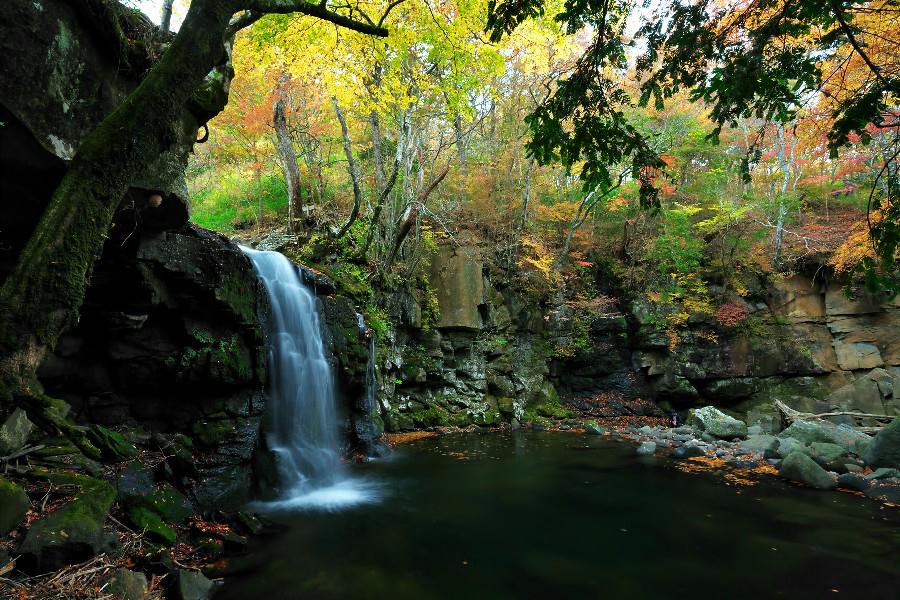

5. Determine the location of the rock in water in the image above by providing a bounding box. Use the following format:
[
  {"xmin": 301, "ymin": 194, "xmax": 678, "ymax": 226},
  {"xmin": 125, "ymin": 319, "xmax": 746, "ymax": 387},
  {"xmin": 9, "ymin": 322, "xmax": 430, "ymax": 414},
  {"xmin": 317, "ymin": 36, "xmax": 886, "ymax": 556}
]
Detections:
[
  {"xmin": 673, "ymin": 444, "xmax": 706, "ymax": 459},
  {"xmin": 688, "ymin": 406, "xmax": 748, "ymax": 439},
  {"xmin": 636, "ymin": 441, "xmax": 657, "ymax": 456},
  {"xmin": 780, "ymin": 420, "xmax": 871, "ymax": 455},
  {"xmin": 0, "ymin": 477, "xmax": 30, "ymax": 535},
  {"xmin": 863, "ymin": 417, "xmax": 900, "ymax": 469},
  {"xmin": 583, "ymin": 421, "xmax": 605, "ymax": 435},
  {"xmin": 779, "ymin": 451, "xmax": 836, "ymax": 490}
]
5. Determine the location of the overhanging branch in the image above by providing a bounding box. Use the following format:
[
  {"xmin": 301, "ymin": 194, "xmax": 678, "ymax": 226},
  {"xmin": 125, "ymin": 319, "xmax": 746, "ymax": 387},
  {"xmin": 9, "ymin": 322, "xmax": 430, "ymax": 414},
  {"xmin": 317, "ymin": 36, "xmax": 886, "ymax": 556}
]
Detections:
[{"xmin": 239, "ymin": 0, "xmax": 390, "ymax": 36}]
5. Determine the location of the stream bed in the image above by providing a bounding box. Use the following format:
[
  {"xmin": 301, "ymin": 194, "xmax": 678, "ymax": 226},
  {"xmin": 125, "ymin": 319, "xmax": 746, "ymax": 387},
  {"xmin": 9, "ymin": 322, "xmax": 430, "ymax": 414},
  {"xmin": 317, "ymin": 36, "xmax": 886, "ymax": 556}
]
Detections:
[{"xmin": 219, "ymin": 432, "xmax": 900, "ymax": 599}]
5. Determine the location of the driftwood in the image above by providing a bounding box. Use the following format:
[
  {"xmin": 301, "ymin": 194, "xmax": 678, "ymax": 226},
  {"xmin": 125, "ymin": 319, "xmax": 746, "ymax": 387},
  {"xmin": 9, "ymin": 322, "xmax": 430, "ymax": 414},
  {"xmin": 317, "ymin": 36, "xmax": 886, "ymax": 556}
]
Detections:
[{"xmin": 774, "ymin": 400, "xmax": 893, "ymax": 435}]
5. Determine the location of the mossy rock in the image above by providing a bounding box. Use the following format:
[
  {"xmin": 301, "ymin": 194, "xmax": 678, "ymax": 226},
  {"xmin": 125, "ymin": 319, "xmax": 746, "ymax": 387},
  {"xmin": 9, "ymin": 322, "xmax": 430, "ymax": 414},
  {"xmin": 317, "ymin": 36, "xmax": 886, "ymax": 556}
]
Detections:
[
  {"xmin": 127, "ymin": 483, "xmax": 192, "ymax": 524},
  {"xmin": 18, "ymin": 472, "xmax": 116, "ymax": 571},
  {"xmin": 127, "ymin": 506, "xmax": 177, "ymax": 545},
  {"xmin": 536, "ymin": 403, "xmax": 572, "ymax": 419},
  {"xmin": 0, "ymin": 477, "xmax": 30, "ymax": 535},
  {"xmin": 87, "ymin": 425, "xmax": 137, "ymax": 460},
  {"xmin": 583, "ymin": 420, "xmax": 605, "ymax": 435},
  {"xmin": 192, "ymin": 417, "xmax": 235, "ymax": 447},
  {"xmin": 409, "ymin": 406, "xmax": 451, "ymax": 427}
]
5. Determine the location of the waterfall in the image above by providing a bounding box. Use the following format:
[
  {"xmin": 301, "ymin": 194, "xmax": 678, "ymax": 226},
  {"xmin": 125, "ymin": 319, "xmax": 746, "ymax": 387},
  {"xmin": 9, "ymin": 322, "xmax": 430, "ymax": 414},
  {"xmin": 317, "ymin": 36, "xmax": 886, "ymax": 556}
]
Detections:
[{"xmin": 242, "ymin": 247, "xmax": 379, "ymax": 510}]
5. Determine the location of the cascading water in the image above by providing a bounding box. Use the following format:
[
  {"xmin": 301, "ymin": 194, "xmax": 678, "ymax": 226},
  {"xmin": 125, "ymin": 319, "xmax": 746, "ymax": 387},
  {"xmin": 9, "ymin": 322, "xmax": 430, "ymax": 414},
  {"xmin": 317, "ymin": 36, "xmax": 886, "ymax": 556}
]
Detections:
[{"xmin": 241, "ymin": 247, "xmax": 379, "ymax": 510}]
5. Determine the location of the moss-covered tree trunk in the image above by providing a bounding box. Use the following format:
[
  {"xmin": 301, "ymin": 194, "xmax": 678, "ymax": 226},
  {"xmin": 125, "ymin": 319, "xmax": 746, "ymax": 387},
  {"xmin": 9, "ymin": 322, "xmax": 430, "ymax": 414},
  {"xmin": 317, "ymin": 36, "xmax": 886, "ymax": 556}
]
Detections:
[{"xmin": 0, "ymin": 0, "xmax": 234, "ymax": 406}]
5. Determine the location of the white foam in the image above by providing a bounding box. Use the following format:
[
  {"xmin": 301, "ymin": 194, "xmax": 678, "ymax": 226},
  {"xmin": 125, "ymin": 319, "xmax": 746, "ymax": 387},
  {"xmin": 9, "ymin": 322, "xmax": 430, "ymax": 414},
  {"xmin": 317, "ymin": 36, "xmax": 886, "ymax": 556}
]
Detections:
[{"xmin": 254, "ymin": 478, "xmax": 383, "ymax": 512}]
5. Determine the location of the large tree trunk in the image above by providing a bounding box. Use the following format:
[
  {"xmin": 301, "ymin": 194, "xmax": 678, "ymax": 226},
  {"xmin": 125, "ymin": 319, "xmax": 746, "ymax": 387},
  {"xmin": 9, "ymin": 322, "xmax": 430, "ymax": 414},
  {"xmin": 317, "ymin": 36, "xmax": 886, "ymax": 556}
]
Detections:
[
  {"xmin": 0, "ymin": 0, "xmax": 234, "ymax": 407},
  {"xmin": 274, "ymin": 92, "xmax": 303, "ymax": 233}
]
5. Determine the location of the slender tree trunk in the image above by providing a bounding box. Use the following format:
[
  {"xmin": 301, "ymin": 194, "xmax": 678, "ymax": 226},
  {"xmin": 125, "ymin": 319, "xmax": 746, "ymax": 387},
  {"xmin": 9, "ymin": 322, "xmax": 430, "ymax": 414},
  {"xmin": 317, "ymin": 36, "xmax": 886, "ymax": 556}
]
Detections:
[
  {"xmin": 333, "ymin": 96, "xmax": 364, "ymax": 238},
  {"xmin": 274, "ymin": 90, "xmax": 303, "ymax": 232},
  {"xmin": 161, "ymin": 0, "xmax": 175, "ymax": 33}
]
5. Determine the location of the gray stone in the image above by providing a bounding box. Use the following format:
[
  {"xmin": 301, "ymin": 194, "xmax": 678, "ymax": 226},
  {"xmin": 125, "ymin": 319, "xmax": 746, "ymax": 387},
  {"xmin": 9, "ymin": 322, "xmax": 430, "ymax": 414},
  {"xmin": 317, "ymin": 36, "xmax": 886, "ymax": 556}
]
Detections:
[
  {"xmin": 780, "ymin": 420, "xmax": 871, "ymax": 455},
  {"xmin": 0, "ymin": 409, "xmax": 34, "ymax": 455},
  {"xmin": 429, "ymin": 247, "xmax": 484, "ymax": 331},
  {"xmin": 688, "ymin": 406, "xmax": 748, "ymax": 439},
  {"xmin": 863, "ymin": 467, "xmax": 900, "ymax": 481},
  {"xmin": 844, "ymin": 463, "xmax": 863, "ymax": 473},
  {"xmin": 837, "ymin": 473, "xmax": 871, "ymax": 492},
  {"xmin": 808, "ymin": 442, "xmax": 848, "ymax": 469},
  {"xmin": 776, "ymin": 437, "xmax": 807, "ymax": 458},
  {"xmin": 779, "ymin": 452, "xmax": 837, "ymax": 490},
  {"xmin": 863, "ymin": 417, "xmax": 900, "ymax": 469},
  {"xmin": 108, "ymin": 568, "xmax": 148, "ymax": 600},
  {"xmin": 636, "ymin": 441, "xmax": 657, "ymax": 456},
  {"xmin": 747, "ymin": 425, "xmax": 764, "ymax": 436},
  {"xmin": 741, "ymin": 434, "xmax": 777, "ymax": 453},
  {"xmin": 673, "ymin": 444, "xmax": 707, "ymax": 459},
  {"xmin": 177, "ymin": 569, "xmax": 214, "ymax": 600}
]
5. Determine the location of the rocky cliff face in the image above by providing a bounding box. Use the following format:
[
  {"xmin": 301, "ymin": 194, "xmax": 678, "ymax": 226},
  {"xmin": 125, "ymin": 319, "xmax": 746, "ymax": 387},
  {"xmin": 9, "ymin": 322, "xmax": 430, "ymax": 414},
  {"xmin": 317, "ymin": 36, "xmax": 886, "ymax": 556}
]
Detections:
[{"xmin": 375, "ymin": 246, "xmax": 900, "ymax": 432}]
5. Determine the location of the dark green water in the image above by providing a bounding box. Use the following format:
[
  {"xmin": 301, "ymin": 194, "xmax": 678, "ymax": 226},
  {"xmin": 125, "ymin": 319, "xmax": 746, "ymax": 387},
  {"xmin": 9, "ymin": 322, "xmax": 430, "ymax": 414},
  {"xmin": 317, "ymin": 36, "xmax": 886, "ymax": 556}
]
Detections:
[{"xmin": 220, "ymin": 432, "xmax": 900, "ymax": 599}]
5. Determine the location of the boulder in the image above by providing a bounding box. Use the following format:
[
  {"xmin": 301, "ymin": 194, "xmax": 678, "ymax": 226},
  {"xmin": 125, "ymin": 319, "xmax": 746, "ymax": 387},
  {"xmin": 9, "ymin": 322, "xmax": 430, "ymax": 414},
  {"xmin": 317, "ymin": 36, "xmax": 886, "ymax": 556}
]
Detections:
[
  {"xmin": 776, "ymin": 437, "xmax": 807, "ymax": 459},
  {"xmin": 863, "ymin": 467, "xmax": 900, "ymax": 481},
  {"xmin": 863, "ymin": 417, "xmax": 900, "ymax": 469},
  {"xmin": 673, "ymin": 444, "xmax": 707, "ymax": 459},
  {"xmin": 808, "ymin": 442, "xmax": 847, "ymax": 470},
  {"xmin": 688, "ymin": 406, "xmax": 748, "ymax": 439},
  {"xmin": 87, "ymin": 425, "xmax": 137, "ymax": 460},
  {"xmin": 779, "ymin": 451, "xmax": 836, "ymax": 490},
  {"xmin": 0, "ymin": 409, "xmax": 33, "ymax": 455},
  {"xmin": 108, "ymin": 568, "xmax": 149, "ymax": 600},
  {"xmin": 583, "ymin": 421, "xmax": 605, "ymax": 435},
  {"xmin": 836, "ymin": 473, "xmax": 871, "ymax": 492},
  {"xmin": 176, "ymin": 569, "xmax": 214, "ymax": 600},
  {"xmin": 0, "ymin": 477, "xmax": 30, "ymax": 535},
  {"xmin": 18, "ymin": 474, "xmax": 116, "ymax": 571},
  {"xmin": 741, "ymin": 434, "xmax": 777, "ymax": 453},
  {"xmin": 825, "ymin": 368, "xmax": 893, "ymax": 415},
  {"xmin": 636, "ymin": 441, "xmax": 657, "ymax": 456},
  {"xmin": 780, "ymin": 420, "xmax": 871, "ymax": 455}
]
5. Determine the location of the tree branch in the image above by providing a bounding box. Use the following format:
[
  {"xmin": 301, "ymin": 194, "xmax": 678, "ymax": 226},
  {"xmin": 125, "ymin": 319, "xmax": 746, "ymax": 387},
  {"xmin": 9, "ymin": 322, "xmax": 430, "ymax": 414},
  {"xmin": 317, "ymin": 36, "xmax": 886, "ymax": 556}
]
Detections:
[
  {"xmin": 239, "ymin": 0, "xmax": 389, "ymax": 36},
  {"xmin": 227, "ymin": 10, "xmax": 263, "ymax": 37}
]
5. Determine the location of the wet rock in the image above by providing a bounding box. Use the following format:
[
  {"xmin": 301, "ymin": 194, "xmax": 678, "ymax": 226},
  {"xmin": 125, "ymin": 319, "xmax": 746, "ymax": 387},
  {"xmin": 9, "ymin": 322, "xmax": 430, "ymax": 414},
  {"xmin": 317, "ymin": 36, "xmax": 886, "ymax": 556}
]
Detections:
[
  {"xmin": 0, "ymin": 477, "xmax": 30, "ymax": 535},
  {"xmin": 837, "ymin": 473, "xmax": 871, "ymax": 493},
  {"xmin": 776, "ymin": 437, "xmax": 807, "ymax": 458},
  {"xmin": 108, "ymin": 568, "xmax": 148, "ymax": 600},
  {"xmin": 863, "ymin": 467, "xmax": 900, "ymax": 481},
  {"xmin": 87, "ymin": 425, "xmax": 137, "ymax": 461},
  {"xmin": 741, "ymin": 434, "xmax": 777, "ymax": 453},
  {"xmin": 0, "ymin": 408, "xmax": 33, "ymax": 455},
  {"xmin": 176, "ymin": 569, "xmax": 214, "ymax": 600},
  {"xmin": 18, "ymin": 473, "xmax": 116, "ymax": 571},
  {"xmin": 636, "ymin": 441, "xmax": 657, "ymax": 456},
  {"xmin": 583, "ymin": 421, "xmax": 605, "ymax": 435},
  {"xmin": 779, "ymin": 451, "xmax": 837, "ymax": 490},
  {"xmin": 673, "ymin": 444, "xmax": 707, "ymax": 459},
  {"xmin": 780, "ymin": 420, "xmax": 871, "ymax": 455},
  {"xmin": 808, "ymin": 442, "xmax": 848, "ymax": 470},
  {"xmin": 863, "ymin": 417, "xmax": 900, "ymax": 469},
  {"xmin": 688, "ymin": 406, "xmax": 748, "ymax": 440}
]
